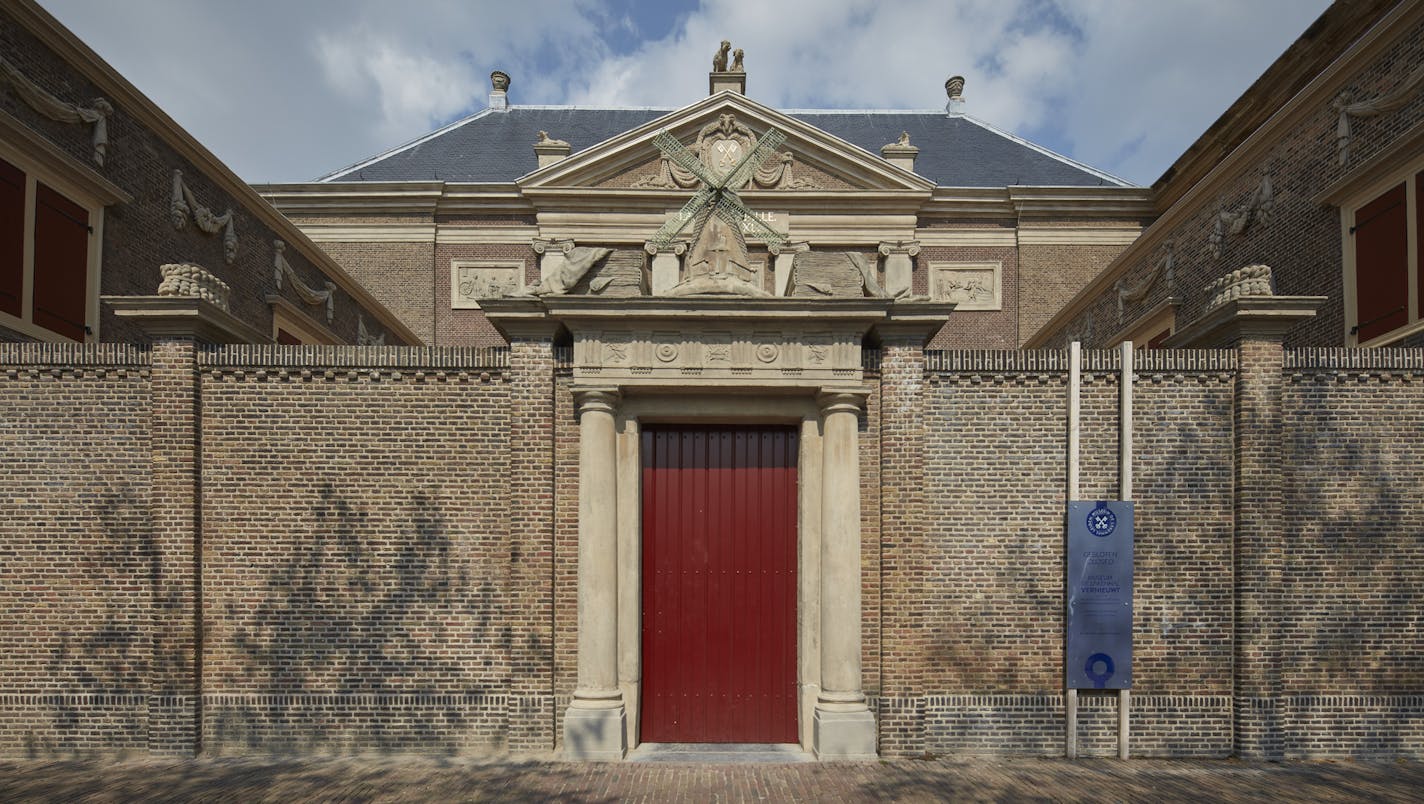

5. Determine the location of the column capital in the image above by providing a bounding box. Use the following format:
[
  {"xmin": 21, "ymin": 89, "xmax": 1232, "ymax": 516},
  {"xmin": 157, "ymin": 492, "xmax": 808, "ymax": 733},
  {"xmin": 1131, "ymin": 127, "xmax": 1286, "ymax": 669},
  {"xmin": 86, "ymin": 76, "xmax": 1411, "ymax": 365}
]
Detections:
[
  {"xmin": 573, "ymin": 386, "xmax": 621, "ymax": 414},
  {"xmin": 878, "ymin": 239, "xmax": 921, "ymax": 257},
  {"xmin": 768, "ymin": 239, "xmax": 810, "ymax": 257},
  {"xmin": 531, "ymin": 236, "xmax": 575, "ymax": 255},
  {"xmin": 643, "ymin": 240, "xmax": 687, "ymax": 256},
  {"xmin": 817, "ymin": 388, "xmax": 867, "ymax": 415}
]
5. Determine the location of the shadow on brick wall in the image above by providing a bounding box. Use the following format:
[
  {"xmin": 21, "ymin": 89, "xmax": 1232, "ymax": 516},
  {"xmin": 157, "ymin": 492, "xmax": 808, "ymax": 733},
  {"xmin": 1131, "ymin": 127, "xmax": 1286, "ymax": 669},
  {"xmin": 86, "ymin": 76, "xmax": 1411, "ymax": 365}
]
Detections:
[
  {"xmin": 28, "ymin": 487, "xmax": 151, "ymax": 758},
  {"xmin": 207, "ymin": 484, "xmax": 514, "ymax": 754}
]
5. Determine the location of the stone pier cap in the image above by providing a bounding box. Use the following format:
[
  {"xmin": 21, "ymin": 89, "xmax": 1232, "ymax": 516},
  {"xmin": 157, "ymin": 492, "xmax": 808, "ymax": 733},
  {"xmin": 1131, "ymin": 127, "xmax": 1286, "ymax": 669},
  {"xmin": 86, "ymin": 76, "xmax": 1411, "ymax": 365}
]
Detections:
[{"xmin": 484, "ymin": 296, "xmax": 952, "ymax": 390}]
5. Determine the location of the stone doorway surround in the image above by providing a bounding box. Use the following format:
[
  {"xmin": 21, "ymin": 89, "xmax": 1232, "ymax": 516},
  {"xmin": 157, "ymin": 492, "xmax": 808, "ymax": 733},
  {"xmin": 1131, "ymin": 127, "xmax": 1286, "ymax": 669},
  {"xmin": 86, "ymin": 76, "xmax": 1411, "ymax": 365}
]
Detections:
[{"xmin": 485, "ymin": 296, "xmax": 949, "ymax": 761}]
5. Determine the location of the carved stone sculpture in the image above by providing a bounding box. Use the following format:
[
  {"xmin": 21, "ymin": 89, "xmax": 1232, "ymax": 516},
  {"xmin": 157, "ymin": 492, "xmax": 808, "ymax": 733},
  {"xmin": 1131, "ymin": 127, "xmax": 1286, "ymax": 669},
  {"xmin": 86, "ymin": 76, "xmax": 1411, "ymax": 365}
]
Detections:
[
  {"xmin": 632, "ymin": 113, "xmax": 818, "ymax": 190},
  {"xmin": 1115, "ymin": 241, "xmax": 1174, "ymax": 321},
  {"xmin": 1334, "ymin": 64, "xmax": 1424, "ymax": 165},
  {"xmin": 731, "ymin": 49, "xmax": 745, "ymax": 73},
  {"xmin": 945, "ymin": 76, "xmax": 965, "ymax": 98},
  {"xmin": 357, "ymin": 315, "xmax": 386, "ymax": 346},
  {"xmin": 667, "ymin": 214, "xmax": 770, "ymax": 297},
  {"xmin": 0, "ymin": 54, "xmax": 113, "ymax": 166},
  {"xmin": 516, "ymin": 246, "xmax": 613, "ymax": 296},
  {"xmin": 273, "ymin": 239, "xmax": 337, "ymax": 323},
  {"xmin": 491, "ymin": 70, "xmax": 511, "ymax": 92},
  {"xmin": 157, "ymin": 263, "xmax": 231, "ymax": 312},
  {"xmin": 713, "ymin": 41, "xmax": 731, "ymax": 72},
  {"xmin": 1208, "ymin": 175, "xmax": 1273, "ymax": 260},
  {"xmin": 1204, "ymin": 264, "xmax": 1274, "ymax": 312},
  {"xmin": 790, "ymin": 252, "xmax": 889, "ymax": 298},
  {"xmin": 171, "ymin": 169, "xmax": 238, "ymax": 264}
]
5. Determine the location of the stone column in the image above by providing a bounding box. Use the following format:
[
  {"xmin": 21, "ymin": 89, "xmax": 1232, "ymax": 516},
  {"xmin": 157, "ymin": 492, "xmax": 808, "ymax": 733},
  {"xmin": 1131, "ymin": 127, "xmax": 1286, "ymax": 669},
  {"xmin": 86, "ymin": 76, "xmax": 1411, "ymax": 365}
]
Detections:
[
  {"xmin": 814, "ymin": 389, "xmax": 877, "ymax": 759},
  {"xmin": 644, "ymin": 241, "xmax": 685, "ymax": 295},
  {"xmin": 563, "ymin": 387, "xmax": 627, "ymax": 760},
  {"xmin": 533, "ymin": 237, "xmax": 575, "ymax": 282},
  {"xmin": 771, "ymin": 241, "xmax": 810, "ymax": 297},
  {"xmin": 879, "ymin": 241, "xmax": 921, "ymax": 299}
]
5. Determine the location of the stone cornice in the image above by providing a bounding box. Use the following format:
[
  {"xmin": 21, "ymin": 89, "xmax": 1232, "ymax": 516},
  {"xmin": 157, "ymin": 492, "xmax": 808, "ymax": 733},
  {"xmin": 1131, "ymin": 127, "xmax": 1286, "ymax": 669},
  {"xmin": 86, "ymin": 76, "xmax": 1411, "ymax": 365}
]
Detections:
[
  {"xmin": 103, "ymin": 295, "xmax": 273, "ymax": 345},
  {"xmin": 1162, "ymin": 295, "xmax": 1327, "ymax": 348}
]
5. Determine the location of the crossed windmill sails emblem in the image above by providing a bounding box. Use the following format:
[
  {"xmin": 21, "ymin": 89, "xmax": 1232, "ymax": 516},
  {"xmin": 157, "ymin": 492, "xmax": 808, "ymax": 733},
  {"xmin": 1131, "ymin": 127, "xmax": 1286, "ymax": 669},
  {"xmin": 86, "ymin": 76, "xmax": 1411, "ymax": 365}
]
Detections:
[{"xmin": 647, "ymin": 127, "xmax": 788, "ymax": 251}]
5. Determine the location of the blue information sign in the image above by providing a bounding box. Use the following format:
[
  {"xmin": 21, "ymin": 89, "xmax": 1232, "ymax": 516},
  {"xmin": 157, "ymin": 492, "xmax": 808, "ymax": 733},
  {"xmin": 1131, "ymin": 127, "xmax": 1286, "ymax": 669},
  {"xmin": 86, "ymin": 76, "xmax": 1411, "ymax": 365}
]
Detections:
[{"xmin": 1066, "ymin": 500, "xmax": 1134, "ymax": 689}]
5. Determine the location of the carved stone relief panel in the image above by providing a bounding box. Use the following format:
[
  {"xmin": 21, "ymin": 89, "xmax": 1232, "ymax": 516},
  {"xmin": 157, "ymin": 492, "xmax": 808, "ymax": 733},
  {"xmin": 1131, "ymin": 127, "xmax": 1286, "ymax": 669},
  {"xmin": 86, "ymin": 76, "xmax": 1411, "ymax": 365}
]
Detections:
[
  {"xmin": 929, "ymin": 261, "xmax": 1001, "ymax": 311},
  {"xmin": 452, "ymin": 261, "xmax": 523, "ymax": 309},
  {"xmin": 572, "ymin": 325, "xmax": 862, "ymax": 384},
  {"xmin": 570, "ymin": 249, "xmax": 647, "ymax": 297}
]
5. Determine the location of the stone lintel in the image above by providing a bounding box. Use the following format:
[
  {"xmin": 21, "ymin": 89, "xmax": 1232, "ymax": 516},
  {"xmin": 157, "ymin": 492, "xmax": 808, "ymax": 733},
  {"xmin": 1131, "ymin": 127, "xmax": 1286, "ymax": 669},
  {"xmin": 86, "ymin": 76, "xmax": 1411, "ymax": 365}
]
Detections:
[
  {"xmin": 1163, "ymin": 296, "xmax": 1326, "ymax": 348},
  {"xmin": 104, "ymin": 296, "xmax": 271, "ymax": 344}
]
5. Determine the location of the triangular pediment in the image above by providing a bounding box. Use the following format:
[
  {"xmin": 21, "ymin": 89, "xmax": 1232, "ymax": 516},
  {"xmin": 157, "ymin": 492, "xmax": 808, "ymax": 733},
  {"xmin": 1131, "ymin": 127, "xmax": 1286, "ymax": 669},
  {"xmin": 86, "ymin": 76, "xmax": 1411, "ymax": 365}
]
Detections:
[{"xmin": 518, "ymin": 93, "xmax": 935, "ymax": 194}]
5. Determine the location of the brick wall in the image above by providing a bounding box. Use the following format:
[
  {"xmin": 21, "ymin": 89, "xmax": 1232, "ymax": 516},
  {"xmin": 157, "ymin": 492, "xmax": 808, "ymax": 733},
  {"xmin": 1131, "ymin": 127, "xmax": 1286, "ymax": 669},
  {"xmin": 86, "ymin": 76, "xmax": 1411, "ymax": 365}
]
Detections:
[
  {"xmin": 1280, "ymin": 348, "xmax": 1424, "ymax": 758},
  {"xmin": 1, "ymin": 340, "xmax": 1422, "ymax": 759},
  {"xmin": 196, "ymin": 346, "xmax": 513, "ymax": 754},
  {"xmin": 0, "ymin": 344, "xmax": 151, "ymax": 757}
]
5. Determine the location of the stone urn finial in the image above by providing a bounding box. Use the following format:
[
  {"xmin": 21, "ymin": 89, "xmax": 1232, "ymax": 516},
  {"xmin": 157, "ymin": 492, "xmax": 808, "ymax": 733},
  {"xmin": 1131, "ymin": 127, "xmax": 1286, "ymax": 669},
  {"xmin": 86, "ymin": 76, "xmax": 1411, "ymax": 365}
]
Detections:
[
  {"xmin": 945, "ymin": 75, "xmax": 965, "ymax": 98},
  {"xmin": 491, "ymin": 70, "xmax": 511, "ymax": 92}
]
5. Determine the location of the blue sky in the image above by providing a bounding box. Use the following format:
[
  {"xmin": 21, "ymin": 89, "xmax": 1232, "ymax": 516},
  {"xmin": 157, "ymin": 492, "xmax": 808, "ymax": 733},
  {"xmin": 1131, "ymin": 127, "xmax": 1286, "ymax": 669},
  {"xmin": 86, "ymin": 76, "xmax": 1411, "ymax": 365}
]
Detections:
[{"xmin": 37, "ymin": 0, "xmax": 1332, "ymax": 186}]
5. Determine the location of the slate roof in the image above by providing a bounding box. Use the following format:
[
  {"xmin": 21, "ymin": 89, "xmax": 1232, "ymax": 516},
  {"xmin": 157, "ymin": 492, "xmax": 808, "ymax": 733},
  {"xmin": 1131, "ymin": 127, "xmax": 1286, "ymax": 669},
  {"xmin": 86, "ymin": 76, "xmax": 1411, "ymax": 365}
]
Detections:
[{"xmin": 319, "ymin": 106, "xmax": 1130, "ymax": 188}]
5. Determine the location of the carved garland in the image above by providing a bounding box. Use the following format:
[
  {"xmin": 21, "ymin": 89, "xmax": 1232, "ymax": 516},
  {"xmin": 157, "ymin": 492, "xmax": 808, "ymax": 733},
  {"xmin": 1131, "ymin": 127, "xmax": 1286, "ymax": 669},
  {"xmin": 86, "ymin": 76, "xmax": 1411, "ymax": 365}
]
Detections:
[
  {"xmin": 1207, "ymin": 174, "xmax": 1272, "ymax": 260},
  {"xmin": 1115, "ymin": 241, "xmax": 1174, "ymax": 321},
  {"xmin": 170, "ymin": 169, "xmax": 238, "ymax": 263},
  {"xmin": 357, "ymin": 315, "xmax": 386, "ymax": 346},
  {"xmin": 632, "ymin": 115, "xmax": 818, "ymax": 190},
  {"xmin": 0, "ymin": 54, "xmax": 112, "ymax": 166},
  {"xmin": 1334, "ymin": 63, "xmax": 1424, "ymax": 166},
  {"xmin": 273, "ymin": 239, "xmax": 336, "ymax": 323}
]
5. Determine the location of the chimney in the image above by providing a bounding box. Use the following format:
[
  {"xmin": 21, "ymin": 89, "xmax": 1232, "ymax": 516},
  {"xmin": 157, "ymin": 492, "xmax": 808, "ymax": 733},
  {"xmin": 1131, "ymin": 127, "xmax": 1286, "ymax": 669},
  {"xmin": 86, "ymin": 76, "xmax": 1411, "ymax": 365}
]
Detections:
[
  {"xmin": 880, "ymin": 132, "xmax": 919, "ymax": 173},
  {"xmin": 533, "ymin": 131, "xmax": 571, "ymax": 168},
  {"xmin": 489, "ymin": 70, "xmax": 511, "ymax": 111},
  {"xmin": 708, "ymin": 40, "xmax": 746, "ymax": 95},
  {"xmin": 945, "ymin": 75, "xmax": 965, "ymax": 116}
]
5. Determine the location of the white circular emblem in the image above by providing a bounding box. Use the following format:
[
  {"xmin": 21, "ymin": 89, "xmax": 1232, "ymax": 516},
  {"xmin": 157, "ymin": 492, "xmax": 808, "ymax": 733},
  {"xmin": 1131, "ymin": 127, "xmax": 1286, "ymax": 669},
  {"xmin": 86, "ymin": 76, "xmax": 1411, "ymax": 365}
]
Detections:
[
  {"xmin": 655, "ymin": 343, "xmax": 679, "ymax": 363},
  {"xmin": 756, "ymin": 344, "xmax": 779, "ymax": 363}
]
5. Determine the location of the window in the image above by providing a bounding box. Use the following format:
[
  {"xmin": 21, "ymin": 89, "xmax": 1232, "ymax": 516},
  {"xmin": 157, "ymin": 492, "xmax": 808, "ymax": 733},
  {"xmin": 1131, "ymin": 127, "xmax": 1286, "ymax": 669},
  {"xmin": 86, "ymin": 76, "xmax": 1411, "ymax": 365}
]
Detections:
[
  {"xmin": 1344, "ymin": 155, "xmax": 1422, "ymax": 346},
  {"xmin": 0, "ymin": 150, "xmax": 101, "ymax": 343}
]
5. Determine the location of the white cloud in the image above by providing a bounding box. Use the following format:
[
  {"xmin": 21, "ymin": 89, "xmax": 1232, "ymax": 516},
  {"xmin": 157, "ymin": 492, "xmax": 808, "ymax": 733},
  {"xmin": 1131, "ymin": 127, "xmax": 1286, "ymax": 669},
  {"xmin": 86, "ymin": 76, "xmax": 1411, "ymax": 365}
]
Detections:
[{"xmin": 34, "ymin": 0, "xmax": 1331, "ymax": 185}]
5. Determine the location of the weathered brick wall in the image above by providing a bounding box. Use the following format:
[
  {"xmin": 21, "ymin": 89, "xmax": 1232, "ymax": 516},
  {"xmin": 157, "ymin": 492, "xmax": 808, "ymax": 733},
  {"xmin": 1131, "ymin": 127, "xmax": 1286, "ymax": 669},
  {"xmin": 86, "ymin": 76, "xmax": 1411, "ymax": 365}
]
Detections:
[
  {"xmin": 910, "ymin": 350, "xmax": 1237, "ymax": 757},
  {"xmin": 314, "ymin": 239, "xmax": 435, "ymax": 345},
  {"xmin": 1018, "ymin": 241, "xmax": 1136, "ymax": 347},
  {"xmin": 0, "ymin": 6, "xmax": 405, "ymax": 346},
  {"xmin": 1280, "ymin": 348, "xmax": 1424, "ymax": 758},
  {"xmin": 197, "ymin": 346, "xmax": 514, "ymax": 754},
  {"xmin": 2, "ymin": 340, "xmax": 1422, "ymax": 761},
  {"xmin": 1039, "ymin": 8, "xmax": 1424, "ymax": 349},
  {"xmin": 0, "ymin": 344, "xmax": 152, "ymax": 757},
  {"xmin": 920, "ymin": 245, "xmax": 1019, "ymax": 350}
]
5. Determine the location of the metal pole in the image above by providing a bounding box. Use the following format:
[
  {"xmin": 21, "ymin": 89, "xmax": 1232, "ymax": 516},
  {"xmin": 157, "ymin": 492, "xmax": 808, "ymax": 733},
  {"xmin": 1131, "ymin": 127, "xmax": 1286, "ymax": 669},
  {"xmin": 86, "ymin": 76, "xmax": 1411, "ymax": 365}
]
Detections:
[
  {"xmin": 1119, "ymin": 340, "xmax": 1133, "ymax": 760},
  {"xmin": 1066, "ymin": 341, "xmax": 1081, "ymax": 759}
]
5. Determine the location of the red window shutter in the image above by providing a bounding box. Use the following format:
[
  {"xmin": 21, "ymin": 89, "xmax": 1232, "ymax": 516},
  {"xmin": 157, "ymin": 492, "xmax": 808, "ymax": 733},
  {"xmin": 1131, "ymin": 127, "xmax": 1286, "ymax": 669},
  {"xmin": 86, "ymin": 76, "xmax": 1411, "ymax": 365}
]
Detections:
[
  {"xmin": 1417, "ymin": 171, "xmax": 1423, "ymax": 321},
  {"xmin": 276, "ymin": 328, "xmax": 302, "ymax": 345},
  {"xmin": 31, "ymin": 182, "xmax": 89, "ymax": 341},
  {"xmin": 1353, "ymin": 183, "xmax": 1408, "ymax": 342},
  {"xmin": 0, "ymin": 158, "xmax": 23, "ymax": 318}
]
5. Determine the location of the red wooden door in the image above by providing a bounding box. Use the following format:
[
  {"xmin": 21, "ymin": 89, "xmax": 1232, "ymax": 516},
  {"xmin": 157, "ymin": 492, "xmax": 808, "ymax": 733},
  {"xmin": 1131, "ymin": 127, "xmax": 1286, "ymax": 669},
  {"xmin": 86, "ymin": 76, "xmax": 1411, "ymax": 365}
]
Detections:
[{"xmin": 641, "ymin": 426, "xmax": 798, "ymax": 743}]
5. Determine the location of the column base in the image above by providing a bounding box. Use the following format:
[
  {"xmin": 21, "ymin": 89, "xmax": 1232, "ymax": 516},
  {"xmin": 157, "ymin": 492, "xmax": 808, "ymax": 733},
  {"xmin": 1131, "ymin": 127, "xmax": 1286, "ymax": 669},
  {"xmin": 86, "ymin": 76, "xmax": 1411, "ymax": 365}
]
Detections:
[
  {"xmin": 813, "ymin": 706, "xmax": 877, "ymax": 760},
  {"xmin": 562, "ymin": 705, "xmax": 628, "ymax": 761}
]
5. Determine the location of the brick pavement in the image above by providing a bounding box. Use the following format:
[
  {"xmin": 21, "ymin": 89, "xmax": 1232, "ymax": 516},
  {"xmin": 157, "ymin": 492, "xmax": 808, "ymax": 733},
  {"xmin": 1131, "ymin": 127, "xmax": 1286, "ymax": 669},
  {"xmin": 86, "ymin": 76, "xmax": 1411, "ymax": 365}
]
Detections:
[{"xmin": 1, "ymin": 755, "xmax": 1422, "ymax": 803}]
